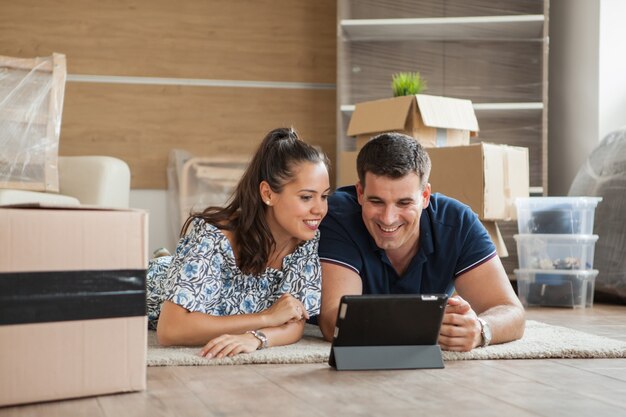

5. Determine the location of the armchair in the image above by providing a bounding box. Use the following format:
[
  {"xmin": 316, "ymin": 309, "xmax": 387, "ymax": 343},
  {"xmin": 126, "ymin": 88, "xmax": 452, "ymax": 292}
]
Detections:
[{"xmin": 0, "ymin": 156, "xmax": 131, "ymax": 208}]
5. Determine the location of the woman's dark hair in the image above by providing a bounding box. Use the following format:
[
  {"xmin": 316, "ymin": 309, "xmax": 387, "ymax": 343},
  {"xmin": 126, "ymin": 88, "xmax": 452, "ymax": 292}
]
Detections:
[
  {"xmin": 181, "ymin": 127, "xmax": 328, "ymax": 275},
  {"xmin": 357, "ymin": 132, "xmax": 431, "ymax": 189}
]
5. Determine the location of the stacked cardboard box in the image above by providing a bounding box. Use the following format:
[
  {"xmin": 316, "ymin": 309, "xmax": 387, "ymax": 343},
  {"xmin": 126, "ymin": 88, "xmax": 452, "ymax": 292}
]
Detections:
[
  {"xmin": 0, "ymin": 205, "xmax": 149, "ymax": 406},
  {"xmin": 340, "ymin": 94, "xmax": 530, "ymax": 256}
]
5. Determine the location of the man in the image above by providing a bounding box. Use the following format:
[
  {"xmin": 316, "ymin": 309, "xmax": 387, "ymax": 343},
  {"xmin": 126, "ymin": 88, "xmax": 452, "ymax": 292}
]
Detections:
[{"xmin": 318, "ymin": 133, "xmax": 524, "ymax": 351}]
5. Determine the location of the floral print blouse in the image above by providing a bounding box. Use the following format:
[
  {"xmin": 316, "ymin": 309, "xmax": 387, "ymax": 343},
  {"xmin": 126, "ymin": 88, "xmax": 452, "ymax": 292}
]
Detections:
[{"xmin": 146, "ymin": 219, "xmax": 322, "ymax": 329}]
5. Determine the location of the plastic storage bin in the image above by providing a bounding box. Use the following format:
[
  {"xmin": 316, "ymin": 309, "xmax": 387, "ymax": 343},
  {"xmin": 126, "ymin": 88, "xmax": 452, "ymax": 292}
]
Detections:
[
  {"xmin": 514, "ymin": 234, "xmax": 598, "ymax": 270},
  {"xmin": 515, "ymin": 197, "xmax": 602, "ymax": 234},
  {"xmin": 514, "ymin": 269, "xmax": 599, "ymax": 308}
]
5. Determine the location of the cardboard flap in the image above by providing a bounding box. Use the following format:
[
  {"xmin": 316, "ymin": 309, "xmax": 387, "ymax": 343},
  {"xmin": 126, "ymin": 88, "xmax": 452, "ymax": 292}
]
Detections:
[
  {"xmin": 481, "ymin": 220, "xmax": 508, "ymax": 258},
  {"xmin": 416, "ymin": 94, "xmax": 479, "ymax": 133},
  {"xmin": 482, "ymin": 144, "xmax": 507, "ymax": 219},
  {"xmin": 347, "ymin": 96, "xmax": 414, "ymax": 136},
  {"xmin": 502, "ymin": 144, "xmax": 530, "ymax": 219},
  {"xmin": 482, "ymin": 143, "xmax": 529, "ymax": 220}
]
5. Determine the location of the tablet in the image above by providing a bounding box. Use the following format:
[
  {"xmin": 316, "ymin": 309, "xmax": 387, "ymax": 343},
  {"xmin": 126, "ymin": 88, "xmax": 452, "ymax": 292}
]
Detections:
[{"xmin": 328, "ymin": 294, "xmax": 448, "ymax": 368}]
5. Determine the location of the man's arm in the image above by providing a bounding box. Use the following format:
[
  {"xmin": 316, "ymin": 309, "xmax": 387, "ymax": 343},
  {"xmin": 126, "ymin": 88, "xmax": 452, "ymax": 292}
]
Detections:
[
  {"xmin": 318, "ymin": 261, "xmax": 363, "ymax": 341},
  {"xmin": 439, "ymin": 256, "xmax": 525, "ymax": 351}
]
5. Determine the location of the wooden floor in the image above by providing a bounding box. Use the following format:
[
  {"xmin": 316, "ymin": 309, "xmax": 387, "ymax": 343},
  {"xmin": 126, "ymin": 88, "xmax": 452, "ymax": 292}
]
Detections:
[{"xmin": 2, "ymin": 304, "xmax": 626, "ymax": 417}]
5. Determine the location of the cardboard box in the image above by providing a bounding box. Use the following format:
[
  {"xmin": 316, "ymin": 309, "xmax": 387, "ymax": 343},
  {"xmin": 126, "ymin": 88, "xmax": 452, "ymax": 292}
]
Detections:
[
  {"xmin": 0, "ymin": 205, "xmax": 148, "ymax": 272},
  {"xmin": 0, "ymin": 317, "xmax": 147, "ymax": 406},
  {"xmin": 428, "ymin": 143, "xmax": 529, "ymax": 221},
  {"xmin": 347, "ymin": 94, "xmax": 479, "ymax": 149},
  {"xmin": 0, "ymin": 206, "xmax": 148, "ymax": 406}
]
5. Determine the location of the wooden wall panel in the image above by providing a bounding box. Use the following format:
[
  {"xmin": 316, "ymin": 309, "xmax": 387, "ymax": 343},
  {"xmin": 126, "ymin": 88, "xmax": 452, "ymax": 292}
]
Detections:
[
  {"xmin": 60, "ymin": 83, "xmax": 336, "ymax": 189},
  {"xmin": 1, "ymin": 1, "xmax": 337, "ymax": 189},
  {"xmin": 0, "ymin": 0, "xmax": 336, "ymax": 83}
]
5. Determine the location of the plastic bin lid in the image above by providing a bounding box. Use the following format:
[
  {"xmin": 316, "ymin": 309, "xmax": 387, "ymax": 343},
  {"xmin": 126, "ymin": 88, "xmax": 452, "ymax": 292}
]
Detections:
[
  {"xmin": 515, "ymin": 196, "xmax": 602, "ymax": 208},
  {"xmin": 514, "ymin": 269, "xmax": 599, "ymax": 278},
  {"xmin": 513, "ymin": 234, "xmax": 599, "ymax": 242}
]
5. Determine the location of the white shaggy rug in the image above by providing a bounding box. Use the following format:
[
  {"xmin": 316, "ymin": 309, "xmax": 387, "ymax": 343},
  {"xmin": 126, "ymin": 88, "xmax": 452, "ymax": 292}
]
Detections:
[{"xmin": 146, "ymin": 320, "xmax": 626, "ymax": 366}]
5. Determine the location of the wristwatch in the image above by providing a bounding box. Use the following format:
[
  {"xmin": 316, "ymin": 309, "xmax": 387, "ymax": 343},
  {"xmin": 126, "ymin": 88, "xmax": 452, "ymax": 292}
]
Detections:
[
  {"xmin": 477, "ymin": 318, "xmax": 492, "ymax": 348},
  {"xmin": 246, "ymin": 330, "xmax": 268, "ymax": 350}
]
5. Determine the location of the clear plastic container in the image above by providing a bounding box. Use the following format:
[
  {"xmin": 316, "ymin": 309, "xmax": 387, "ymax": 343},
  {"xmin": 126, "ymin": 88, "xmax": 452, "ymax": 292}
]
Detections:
[
  {"xmin": 514, "ymin": 269, "xmax": 599, "ymax": 308},
  {"xmin": 515, "ymin": 197, "xmax": 602, "ymax": 234},
  {"xmin": 514, "ymin": 234, "xmax": 599, "ymax": 270}
]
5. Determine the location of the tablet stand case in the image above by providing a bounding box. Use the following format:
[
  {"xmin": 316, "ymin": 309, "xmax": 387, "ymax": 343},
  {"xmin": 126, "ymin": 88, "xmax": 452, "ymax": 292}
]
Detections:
[
  {"xmin": 332, "ymin": 344, "xmax": 444, "ymax": 370},
  {"xmin": 329, "ymin": 294, "xmax": 448, "ymax": 371}
]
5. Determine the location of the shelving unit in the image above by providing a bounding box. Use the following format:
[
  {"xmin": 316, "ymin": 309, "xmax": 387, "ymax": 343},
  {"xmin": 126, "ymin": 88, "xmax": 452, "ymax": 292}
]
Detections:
[
  {"xmin": 336, "ymin": 0, "xmax": 550, "ymax": 277},
  {"xmin": 341, "ymin": 15, "xmax": 545, "ymax": 41}
]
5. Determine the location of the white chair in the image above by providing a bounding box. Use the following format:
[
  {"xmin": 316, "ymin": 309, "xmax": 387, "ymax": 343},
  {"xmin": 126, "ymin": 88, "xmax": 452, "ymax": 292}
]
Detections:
[{"xmin": 0, "ymin": 156, "xmax": 131, "ymax": 208}]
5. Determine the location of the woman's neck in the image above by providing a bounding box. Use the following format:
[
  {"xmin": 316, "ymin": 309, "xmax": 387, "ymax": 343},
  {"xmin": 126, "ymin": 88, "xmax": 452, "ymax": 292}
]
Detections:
[{"xmin": 267, "ymin": 235, "xmax": 300, "ymax": 270}]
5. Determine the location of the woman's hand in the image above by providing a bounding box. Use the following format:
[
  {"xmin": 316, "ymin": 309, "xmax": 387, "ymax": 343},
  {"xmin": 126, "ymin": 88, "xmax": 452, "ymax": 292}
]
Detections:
[
  {"xmin": 260, "ymin": 293, "xmax": 308, "ymax": 327},
  {"xmin": 199, "ymin": 333, "xmax": 261, "ymax": 359}
]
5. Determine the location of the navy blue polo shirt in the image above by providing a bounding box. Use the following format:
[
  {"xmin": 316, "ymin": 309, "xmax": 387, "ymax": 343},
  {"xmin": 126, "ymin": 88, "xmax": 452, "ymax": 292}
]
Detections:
[{"xmin": 318, "ymin": 186, "xmax": 496, "ymax": 295}]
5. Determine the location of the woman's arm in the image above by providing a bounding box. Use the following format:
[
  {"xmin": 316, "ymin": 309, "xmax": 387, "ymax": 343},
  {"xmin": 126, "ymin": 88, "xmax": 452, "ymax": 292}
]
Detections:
[
  {"xmin": 156, "ymin": 293, "xmax": 307, "ymax": 346},
  {"xmin": 199, "ymin": 319, "xmax": 305, "ymax": 358}
]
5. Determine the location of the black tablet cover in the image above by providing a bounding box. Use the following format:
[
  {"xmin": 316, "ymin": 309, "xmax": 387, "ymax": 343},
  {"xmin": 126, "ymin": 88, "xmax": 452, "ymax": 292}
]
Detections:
[{"xmin": 329, "ymin": 294, "xmax": 448, "ymax": 368}]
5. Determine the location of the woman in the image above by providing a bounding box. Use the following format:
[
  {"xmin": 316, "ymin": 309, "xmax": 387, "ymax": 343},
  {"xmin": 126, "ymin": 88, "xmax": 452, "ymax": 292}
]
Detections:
[{"xmin": 146, "ymin": 127, "xmax": 330, "ymax": 359}]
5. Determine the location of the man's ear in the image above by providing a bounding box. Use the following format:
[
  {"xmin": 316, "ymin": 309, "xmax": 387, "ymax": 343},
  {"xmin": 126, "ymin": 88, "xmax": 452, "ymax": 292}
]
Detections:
[
  {"xmin": 356, "ymin": 180, "xmax": 365, "ymax": 206},
  {"xmin": 259, "ymin": 181, "xmax": 273, "ymax": 206},
  {"xmin": 422, "ymin": 183, "xmax": 432, "ymax": 209}
]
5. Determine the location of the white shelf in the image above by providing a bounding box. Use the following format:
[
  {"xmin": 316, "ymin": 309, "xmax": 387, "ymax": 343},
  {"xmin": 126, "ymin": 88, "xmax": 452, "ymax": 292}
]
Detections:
[
  {"xmin": 341, "ymin": 102, "xmax": 543, "ymax": 114},
  {"xmin": 341, "ymin": 15, "xmax": 545, "ymax": 42}
]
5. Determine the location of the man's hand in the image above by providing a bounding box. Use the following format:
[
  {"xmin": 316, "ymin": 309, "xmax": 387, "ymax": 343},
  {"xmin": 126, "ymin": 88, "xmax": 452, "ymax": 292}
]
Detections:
[{"xmin": 438, "ymin": 295, "xmax": 482, "ymax": 352}]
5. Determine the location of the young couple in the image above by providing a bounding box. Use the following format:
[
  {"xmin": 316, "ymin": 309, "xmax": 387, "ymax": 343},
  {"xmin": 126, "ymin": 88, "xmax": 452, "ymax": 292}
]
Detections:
[{"xmin": 147, "ymin": 128, "xmax": 524, "ymax": 358}]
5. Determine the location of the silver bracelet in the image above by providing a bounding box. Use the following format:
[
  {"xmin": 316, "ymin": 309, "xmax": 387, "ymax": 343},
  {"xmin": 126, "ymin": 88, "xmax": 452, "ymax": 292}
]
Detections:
[{"xmin": 246, "ymin": 330, "xmax": 268, "ymax": 350}]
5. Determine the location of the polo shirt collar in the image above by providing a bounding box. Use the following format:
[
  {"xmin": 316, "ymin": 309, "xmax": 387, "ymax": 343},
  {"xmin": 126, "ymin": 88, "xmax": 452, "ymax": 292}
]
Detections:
[{"xmin": 419, "ymin": 207, "xmax": 435, "ymax": 256}]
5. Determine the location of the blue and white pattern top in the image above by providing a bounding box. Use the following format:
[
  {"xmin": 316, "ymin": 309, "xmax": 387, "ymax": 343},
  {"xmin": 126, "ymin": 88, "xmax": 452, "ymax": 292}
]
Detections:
[{"xmin": 146, "ymin": 218, "xmax": 322, "ymax": 330}]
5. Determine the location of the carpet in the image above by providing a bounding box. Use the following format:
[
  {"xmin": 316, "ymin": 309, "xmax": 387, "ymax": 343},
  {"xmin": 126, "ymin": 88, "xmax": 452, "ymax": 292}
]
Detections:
[{"xmin": 146, "ymin": 320, "xmax": 626, "ymax": 366}]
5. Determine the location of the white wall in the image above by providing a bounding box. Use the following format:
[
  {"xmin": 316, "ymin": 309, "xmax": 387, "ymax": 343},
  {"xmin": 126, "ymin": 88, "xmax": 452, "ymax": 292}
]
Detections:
[
  {"xmin": 549, "ymin": 0, "xmax": 626, "ymax": 195},
  {"xmin": 130, "ymin": 190, "xmax": 178, "ymax": 255},
  {"xmin": 548, "ymin": 0, "xmax": 600, "ymax": 196},
  {"xmin": 599, "ymin": 0, "xmax": 626, "ymax": 140}
]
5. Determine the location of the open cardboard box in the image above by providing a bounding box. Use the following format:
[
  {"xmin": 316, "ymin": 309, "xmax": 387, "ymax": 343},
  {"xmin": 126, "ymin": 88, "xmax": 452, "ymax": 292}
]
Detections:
[
  {"xmin": 347, "ymin": 94, "xmax": 479, "ymax": 149},
  {"xmin": 0, "ymin": 205, "xmax": 149, "ymax": 406}
]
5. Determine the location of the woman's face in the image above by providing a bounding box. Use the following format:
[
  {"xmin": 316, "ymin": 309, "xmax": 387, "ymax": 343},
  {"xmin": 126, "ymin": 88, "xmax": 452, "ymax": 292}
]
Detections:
[{"xmin": 263, "ymin": 161, "xmax": 330, "ymax": 243}]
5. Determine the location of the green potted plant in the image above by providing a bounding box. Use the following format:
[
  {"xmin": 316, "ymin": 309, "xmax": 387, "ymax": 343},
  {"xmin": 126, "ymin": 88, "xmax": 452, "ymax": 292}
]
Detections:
[{"xmin": 391, "ymin": 72, "xmax": 426, "ymax": 97}]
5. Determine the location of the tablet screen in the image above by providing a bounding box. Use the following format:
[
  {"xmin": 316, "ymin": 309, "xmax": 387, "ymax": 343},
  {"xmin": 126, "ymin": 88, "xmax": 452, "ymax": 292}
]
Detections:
[{"xmin": 332, "ymin": 294, "xmax": 448, "ymax": 347}]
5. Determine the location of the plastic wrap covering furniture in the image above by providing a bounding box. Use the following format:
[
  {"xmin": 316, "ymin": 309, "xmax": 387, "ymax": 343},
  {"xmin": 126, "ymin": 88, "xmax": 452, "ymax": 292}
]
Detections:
[
  {"xmin": 0, "ymin": 156, "xmax": 131, "ymax": 208},
  {"xmin": 0, "ymin": 53, "xmax": 66, "ymax": 192},
  {"xmin": 569, "ymin": 128, "xmax": 626, "ymax": 303},
  {"xmin": 167, "ymin": 149, "xmax": 248, "ymax": 238}
]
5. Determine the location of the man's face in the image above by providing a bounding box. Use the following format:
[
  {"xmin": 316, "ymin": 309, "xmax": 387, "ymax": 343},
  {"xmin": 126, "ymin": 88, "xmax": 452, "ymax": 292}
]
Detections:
[{"xmin": 357, "ymin": 172, "xmax": 431, "ymax": 256}]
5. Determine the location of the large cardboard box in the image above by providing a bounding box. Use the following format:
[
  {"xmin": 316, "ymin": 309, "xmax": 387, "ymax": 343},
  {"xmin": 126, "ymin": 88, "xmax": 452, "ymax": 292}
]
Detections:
[
  {"xmin": 0, "ymin": 206, "xmax": 148, "ymax": 406},
  {"xmin": 347, "ymin": 94, "xmax": 479, "ymax": 149},
  {"xmin": 428, "ymin": 143, "xmax": 529, "ymax": 221}
]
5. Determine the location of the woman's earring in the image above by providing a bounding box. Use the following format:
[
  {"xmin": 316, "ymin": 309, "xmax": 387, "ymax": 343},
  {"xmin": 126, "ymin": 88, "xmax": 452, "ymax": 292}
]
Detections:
[{"xmin": 265, "ymin": 200, "xmax": 271, "ymax": 206}]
